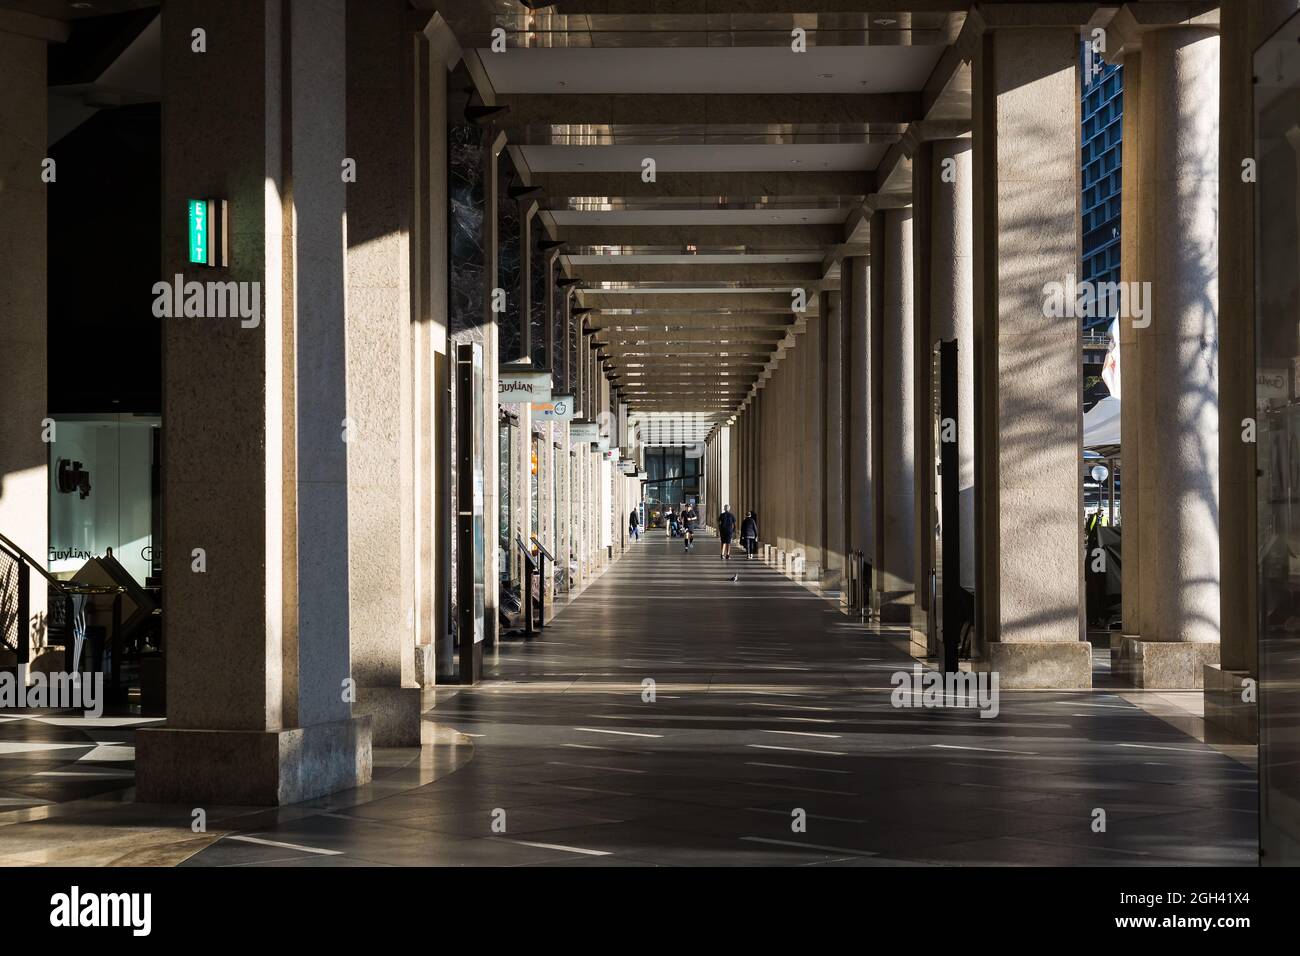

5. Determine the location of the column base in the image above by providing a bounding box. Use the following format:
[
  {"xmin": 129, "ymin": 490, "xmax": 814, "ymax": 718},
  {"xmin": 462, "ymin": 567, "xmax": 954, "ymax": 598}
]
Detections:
[
  {"xmin": 1202, "ymin": 665, "xmax": 1257, "ymax": 742},
  {"xmin": 354, "ymin": 683, "xmax": 423, "ymax": 747},
  {"xmin": 135, "ymin": 715, "xmax": 372, "ymax": 806},
  {"xmin": 976, "ymin": 641, "xmax": 1092, "ymax": 688},
  {"xmin": 1115, "ymin": 636, "xmax": 1219, "ymax": 689},
  {"xmin": 878, "ymin": 590, "xmax": 914, "ymax": 624},
  {"xmin": 460, "ymin": 640, "xmax": 482, "ymax": 684},
  {"xmin": 909, "ymin": 605, "xmax": 930, "ymax": 658},
  {"xmin": 414, "ymin": 643, "xmax": 436, "ymax": 686}
]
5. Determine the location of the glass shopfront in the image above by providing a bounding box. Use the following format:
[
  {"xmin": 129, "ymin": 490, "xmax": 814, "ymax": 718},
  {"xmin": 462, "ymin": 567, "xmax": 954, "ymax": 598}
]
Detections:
[
  {"xmin": 47, "ymin": 413, "xmax": 160, "ymax": 589},
  {"xmin": 1255, "ymin": 10, "xmax": 1300, "ymax": 863},
  {"xmin": 642, "ymin": 446, "xmax": 701, "ymax": 526}
]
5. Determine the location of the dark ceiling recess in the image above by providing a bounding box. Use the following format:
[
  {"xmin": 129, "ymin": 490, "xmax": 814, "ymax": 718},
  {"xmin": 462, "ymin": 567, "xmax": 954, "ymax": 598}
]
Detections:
[
  {"xmin": 48, "ymin": 8, "xmax": 155, "ymax": 84},
  {"xmin": 47, "ymin": 103, "xmax": 161, "ymax": 415}
]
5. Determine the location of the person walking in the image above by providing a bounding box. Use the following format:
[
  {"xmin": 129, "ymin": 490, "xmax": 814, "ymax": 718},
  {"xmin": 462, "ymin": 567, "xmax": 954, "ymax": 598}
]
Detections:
[
  {"xmin": 717, "ymin": 504, "xmax": 737, "ymax": 560},
  {"xmin": 681, "ymin": 502, "xmax": 698, "ymax": 552},
  {"xmin": 629, "ymin": 507, "xmax": 641, "ymax": 541},
  {"xmin": 741, "ymin": 510, "xmax": 758, "ymax": 559}
]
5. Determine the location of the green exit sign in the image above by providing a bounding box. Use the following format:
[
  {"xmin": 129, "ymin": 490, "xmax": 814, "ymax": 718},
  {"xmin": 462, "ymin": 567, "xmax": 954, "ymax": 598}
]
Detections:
[{"xmin": 187, "ymin": 198, "xmax": 227, "ymax": 267}]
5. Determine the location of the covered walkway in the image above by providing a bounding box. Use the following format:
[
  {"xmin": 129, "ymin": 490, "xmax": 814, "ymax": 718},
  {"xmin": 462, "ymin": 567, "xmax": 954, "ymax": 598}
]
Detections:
[{"xmin": 169, "ymin": 533, "xmax": 1254, "ymax": 867}]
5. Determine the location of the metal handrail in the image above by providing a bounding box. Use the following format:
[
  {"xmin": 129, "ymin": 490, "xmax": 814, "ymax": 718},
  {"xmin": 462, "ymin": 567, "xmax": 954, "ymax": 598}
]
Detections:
[
  {"xmin": 0, "ymin": 531, "xmax": 124, "ymax": 597},
  {"xmin": 528, "ymin": 536, "xmax": 553, "ymax": 633},
  {"xmin": 530, "ymin": 536, "xmax": 555, "ymax": 563},
  {"xmin": 515, "ymin": 535, "xmax": 540, "ymax": 637},
  {"xmin": 2, "ymin": 530, "xmax": 131, "ymax": 695}
]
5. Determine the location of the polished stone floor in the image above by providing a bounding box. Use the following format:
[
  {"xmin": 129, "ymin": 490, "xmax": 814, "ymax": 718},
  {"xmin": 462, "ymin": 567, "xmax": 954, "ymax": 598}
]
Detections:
[{"xmin": 1, "ymin": 531, "xmax": 1257, "ymax": 866}]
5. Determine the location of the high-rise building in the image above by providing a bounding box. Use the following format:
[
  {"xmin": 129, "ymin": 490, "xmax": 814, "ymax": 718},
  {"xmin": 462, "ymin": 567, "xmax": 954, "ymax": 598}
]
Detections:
[{"xmin": 1080, "ymin": 43, "xmax": 1124, "ymax": 408}]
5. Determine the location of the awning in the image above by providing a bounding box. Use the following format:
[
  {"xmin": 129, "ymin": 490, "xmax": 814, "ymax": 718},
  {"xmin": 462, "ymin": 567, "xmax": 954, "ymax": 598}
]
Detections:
[{"xmin": 1083, "ymin": 395, "xmax": 1121, "ymax": 452}]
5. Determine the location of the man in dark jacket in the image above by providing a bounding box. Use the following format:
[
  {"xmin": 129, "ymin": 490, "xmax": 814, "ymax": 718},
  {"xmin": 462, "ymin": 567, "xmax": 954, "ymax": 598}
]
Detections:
[
  {"xmin": 741, "ymin": 511, "xmax": 758, "ymax": 559},
  {"xmin": 718, "ymin": 504, "xmax": 737, "ymax": 560}
]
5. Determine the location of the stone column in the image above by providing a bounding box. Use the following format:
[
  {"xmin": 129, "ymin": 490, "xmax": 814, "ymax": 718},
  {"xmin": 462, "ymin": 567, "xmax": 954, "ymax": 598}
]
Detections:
[
  {"xmin": 138, "ymin": 0, "xmax": 371, "ymax": 804},
  {"xmin": 878, "ymin": 208, "xmax": 916, "ymax": 618},
  {"xmin": 803, "ymin": 309, "xmax": 825, "ymax": 577},
  {"xmin": 562, "ymin": 428, "xmax": 572, "ymax": 591},
  {"xmin": 1116, "ymin": 21, "xmax": 1223, "ymax": 687},
  {"xmin": 822, "ymin": 289, "xmax": 845, "ymax": 590},
  {"xmin": 1118, "ymin": 48, "xmax": 1147, "ymax": 662},
  {"xmin": 909, "ymin": 141, "xmax": 930, "ymax": 624},
  {"xmin": 931, "ymin": 139, "xmax": 976, "ymax": 592},
  {"xmin": 539, "ymin": 421, "xmax": 553, "ymax": 606},
  {"xmin": 1204, "ymin": 2, "xmax": 1299, "ymax": 727},
  {"xmin": 343, "ymin": 0, "xmax": 420, "ymax": 745},
  {"xmin": 844, "ymin": 255, "xmax": 873, "ymax": 571},
  {"xmin": 970, "ymin": 22, "xmax": 1090, "ymax": 687},
  {"xmin": 0, "ymin": 20, "xmax": 52, "ymax": 662},
  {"xmin": 420, "ymin": 17, "xmax": 456, "ymax": 683},
  {"xmin": 482, "ymin": 134, "xmax": 503, "ymax": 645}
]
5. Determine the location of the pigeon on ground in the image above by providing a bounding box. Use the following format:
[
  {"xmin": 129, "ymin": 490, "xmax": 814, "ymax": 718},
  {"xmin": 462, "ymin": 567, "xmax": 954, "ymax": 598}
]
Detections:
[{"xmin": 730, "ymin": 574, "xmax": 739, "ymax": 583}]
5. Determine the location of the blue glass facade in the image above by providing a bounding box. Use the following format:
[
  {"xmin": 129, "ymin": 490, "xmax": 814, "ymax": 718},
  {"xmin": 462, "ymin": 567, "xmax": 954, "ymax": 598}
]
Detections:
[{"xmin": 1080, "ymin": 43, "xmax": 1123, "ymax": 334}]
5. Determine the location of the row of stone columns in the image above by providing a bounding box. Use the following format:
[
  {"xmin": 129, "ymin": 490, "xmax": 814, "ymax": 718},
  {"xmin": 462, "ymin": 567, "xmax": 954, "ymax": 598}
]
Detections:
[
  {"xmin": 131, "ymin": 0, "xmax": 623, "ymax": 802},
  {"xmin": 725, "ymin": 6, "xmax": 1242, "ymax": 692}
]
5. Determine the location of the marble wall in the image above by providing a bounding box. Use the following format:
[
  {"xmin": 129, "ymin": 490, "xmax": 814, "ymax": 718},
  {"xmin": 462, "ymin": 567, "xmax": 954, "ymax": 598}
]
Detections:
[
  {"xmin": 530, "ymin": 215, "xmax": 547, "ymax": 369},
  {"xmin": 448, "ymin": 124, "xmax": 484, "ymax": 342},
  {"xmin": 497, "ymin": 153, "xmax": 522, "ymax": 362}
]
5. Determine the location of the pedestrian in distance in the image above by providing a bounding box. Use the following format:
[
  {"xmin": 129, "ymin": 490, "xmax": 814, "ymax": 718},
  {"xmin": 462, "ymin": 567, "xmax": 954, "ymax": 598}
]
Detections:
[
  {"xmin": 681, "ymin": 502, "xmax": 698, "ymax": 552},
  {"xmin": 741, "ymin": 510, "xmax": 758, "ymax": 560},
  {"xmin": 629, "ymin": 508, "xmax": 641, "ymax": 541},
  {"xmin": 718, "ymin": 504, "xmax": 737, "ymax": 560}
]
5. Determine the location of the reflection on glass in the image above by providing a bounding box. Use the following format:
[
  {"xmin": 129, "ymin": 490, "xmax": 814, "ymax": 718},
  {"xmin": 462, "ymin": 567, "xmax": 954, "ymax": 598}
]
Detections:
[
  {"xmin": 1256, "ymin": 10, "xmax": 1300, "ymax": 863},
  {"xmin": 47, "ymin": 413, "xmax": 160, "ymax": 588}
]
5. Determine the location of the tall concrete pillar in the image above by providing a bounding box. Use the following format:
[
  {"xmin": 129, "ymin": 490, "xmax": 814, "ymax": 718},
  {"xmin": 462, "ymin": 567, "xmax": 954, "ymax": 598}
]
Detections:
[
  {"xmin": 138, "ymin": 0, "xmax": 370, "ymax": 804},
  {"xmin": 970, "ymin": 22, "xmax": 1090, "ymax": 687},
  {"xmin": 420, "ymin": 19, "xmax": 456, "ymax": 683},
  {"xmin": 931, "ymin": 139, "xmax": 976, "ymax": 593},
  {"xmin": 823, "ymin": 289, "xmax": 846, "ymax": 590},
  {"xmin": 343, "ymin": 0, "xmax": 420, "ymax": 745},
  {"xmin": 1204, "ymin": 2, "xmax": 1299, "ymax": 728},
  {"xmin": 1119, "ymin": 50, "xmax": 1146, "ymax": 658},
  {"xmin": 844, "ymin": 254, "xmax": 874, "ymax": 569},
  {"xmin": 802, "ymin": 314, "xmax": 825, "ymax": 575},
  {"xmin": 878, "ymin": 208, "xmax": 915, "ymax": 615},
  {"xmin": 911, "ymin": 144, "xmax": 935, "ymax": 623},
  {"xmin": 0, "ymin": 19, "xmax": 53, "ymax": 663},
  {"xmin": 482, "ymin": 133, "xmax": 503, "ymax": 644},
  {"xmin": 1115, "ymin": 20, "xmax": 1222, "ymax": 687},
  {"xmin": 539, "ymin": 421, "xmax": 553, "ymax": 605}
]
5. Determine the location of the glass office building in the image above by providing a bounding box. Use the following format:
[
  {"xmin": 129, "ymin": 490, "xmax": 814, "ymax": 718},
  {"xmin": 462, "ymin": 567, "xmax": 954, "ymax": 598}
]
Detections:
[
  {"xmin": 1081, "ymin": 44, "xmax": 1124, "ymax": 300},
  {"xmin": 1080, "ymin": 43, "xmax": 1124, "ymax": 412}
]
